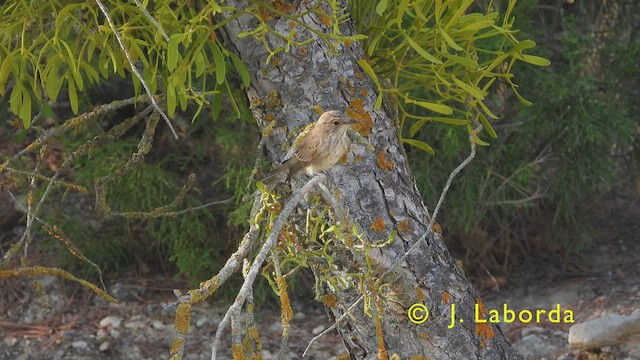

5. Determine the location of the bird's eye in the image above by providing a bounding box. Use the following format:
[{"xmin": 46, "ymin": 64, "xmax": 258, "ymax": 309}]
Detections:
[{"xmin": 333, "ymin": 121, "xmax": 340, "ymax": 126}]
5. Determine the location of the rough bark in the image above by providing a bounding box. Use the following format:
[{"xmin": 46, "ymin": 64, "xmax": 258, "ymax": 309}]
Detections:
[{"xmin": 220, "ymin": 1, "xmax": 521, "ymax": 359}]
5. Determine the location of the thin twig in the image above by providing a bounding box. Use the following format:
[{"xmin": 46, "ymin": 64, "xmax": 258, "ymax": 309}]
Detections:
[
  {"xmin": 94, "ymin": 0, "xmax": 178, "ymax": 139},
  {"xmin": 133, "ymin": 0, "xmax": 169, "ymax": 41}
]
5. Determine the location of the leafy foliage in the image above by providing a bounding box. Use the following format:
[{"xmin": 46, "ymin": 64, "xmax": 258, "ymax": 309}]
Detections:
[
  {"xmin": 350, "ymin": 0, "xmax": 549, "ymax": 152},
  {"xmin": 0, "ymin": 0, "xmax": 243, "ymax": 127}
]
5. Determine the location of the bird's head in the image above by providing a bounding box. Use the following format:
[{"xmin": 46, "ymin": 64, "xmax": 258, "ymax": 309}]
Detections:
[{"xmin": 317, "ymin": 110, "xmax": 357, "ymax": 133}]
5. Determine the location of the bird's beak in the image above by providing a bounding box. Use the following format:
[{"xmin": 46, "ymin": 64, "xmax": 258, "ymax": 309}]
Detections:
[{"xmin": 345, "ymin": 118, "xmax": 358, "ymax": 125}]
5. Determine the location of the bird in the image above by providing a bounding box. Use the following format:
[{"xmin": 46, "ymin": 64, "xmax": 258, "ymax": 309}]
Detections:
[{"xmin": 261, "ymin": 110, "xmax": 357, "ymax": 185}]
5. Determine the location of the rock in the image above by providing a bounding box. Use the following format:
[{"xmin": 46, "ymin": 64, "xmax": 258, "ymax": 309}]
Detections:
[
  {"xmin": 515, "ymin": 333, "xmax": 559, "ymax": 357},
  {"xmin": 96, "ymin": 329, "xmax": 108, "ymax": 340},
  {"xmin": 312, "ymin": 325, "xmax": 325, "ymax": 335},
  {"xmin": 522, "ymin": 326, "xmax": 545, "ymax": 336},
  {"xmin": 99, "ymin": 341, "xmax": 111, "ymax": 352},
  {"xmin": 569, "ymin": 310, "xmax": 640, "ymax": 349},
  {"xmin": 3, "ymin": 336, "xmax": 18, "ymax": 347},
  {"xmin": 71, "ymin": 340, "xmax": 88, "ymax": 349},
  {"xmin": 99, "ymin": 315, "xmax": 122, "ymax": 328},
  {"xmin": 151, "ymin": 320, "xmax": 165, "ymax": 330}
]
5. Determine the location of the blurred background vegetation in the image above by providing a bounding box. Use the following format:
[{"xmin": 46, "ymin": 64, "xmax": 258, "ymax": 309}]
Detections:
[{"xmin": 0, "ymin": 0, "xmax": 637, "ymax": 296}]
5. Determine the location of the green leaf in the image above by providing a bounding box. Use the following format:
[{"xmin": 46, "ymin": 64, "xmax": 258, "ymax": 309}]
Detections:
[
  {"xmin": 10, "ymin": 82, "xmax": 31, "ymax": 127},
  {"xmin": 178, "ymin": 88, "xmax": 187, "ymax": 111},
  {"xmin": 211, "ymin": 43, "xmax": 226, "ymax": 84},
  {"xmin": 375, "ymin": 0, "xmax": 387, "ymax": 16},
  {"xmin": 167, "ymin": 83, "xmax": 176, "ymax": 115},
  {"xmin": 472, "ymin": 134, "xmax": 490, "ymax": 146},
  {"xmin": 68, "ymin": 74, "xmax": 78, "ymax": 114},
  {"xmin": 401, "ymin": 138, "xmax": 435, "ymax": 155},
  {"xmin": 228, "ymin": 51, "xmax": 250, "ymax": 87},
  {"xmin": 458, "ymin": 20, "xmax": 495, "ymax": 32},
  {"xmin": 440, "ymin": 27, "xmax": 463, "ymax": 51},
  {"xmin": 409, "ymin": 120, "xmax": 427, "ymax": 137},
  {"xmin": 434, "ymin": 0, "xmax": 443, "ymax": 24},
  {"xmin": 478, "ymin": 113, "xmax": 497, "ymax": 138},
  {"xmin": 357, "ymin": 59, "xmax": 383, "ymax": 110},
  {"xmin": 0, "ymin": 50, "xmax": 19, "ymax": 87},
  {"xmin": 478, "ymin": 100, "xmax": 498, "ymax": 119},
  {"xmin": 403, "ymin": 33, "xmax": 442, "ymax": 64},
  {"xmin": 405, "ymin": 95, "xmax": 453, "ymax": 115},
  {"xmin": 442, "ymin": 52, "xmax": 477, "ymax": 68},
  {"xmin": 430, "ymin": 117, "xmax": 468, "ymax": 125},
  {"xmin": 396, "ymin": 0, "xmax": 410, "ymax": 27},
  {"xmin": 167, "ymin": 34, "xmax": 181, "ymax": 71},
  {"xmin": 511, "ymin": 39, "xmax": 536, "ymax": 52},
  {"xmin": 194, "ymin": 51, "xmax": 206, "ymax": 77},
  {"xmin": 45, "ymin": 58, "xmax": 63, "ymax": 100},
  {"xmin": 518, "ymin": 54, "xmax": 551, "ymax": 66},
  {"xmin": 452, "ymin": 77, "xmax": 485, "ymax": 100}
]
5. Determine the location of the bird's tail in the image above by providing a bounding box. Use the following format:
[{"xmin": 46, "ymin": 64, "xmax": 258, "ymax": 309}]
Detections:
[{"xmin": 260, "ymin": 166, "xmax": 288, "ymax": 187}]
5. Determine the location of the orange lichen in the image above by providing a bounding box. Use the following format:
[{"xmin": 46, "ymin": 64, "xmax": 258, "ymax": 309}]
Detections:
[
  {"xmin": 323, "ymin": 293, "xmax": 337, "ymax": 308},
  {"xmin": 339, "ymin": 153, "xmax": 348, "ymax": 164},
  {"xmin": 343, "ymin": 40, "xmax": 352, "ymax": 46},
  {"xmin": 174, "ymin": 303, "xmax": 192, "ymax": 334},
  {"xmin": 415, "ymin": 288, "xmax": 424, "ymax": 301},
  {"xmin": 360, "ymin": 89, "xmax": 369, "ymax": 96},
  {"xmin": 432, "ymin": 222, "xmax": 443, "ymax": 235},
  {"xmin": 274, "ymin": 0, "xmax": 295, "ymax": 13},
  {"xmin": 377, "ymin": 151, "xmax": 394, "ymax": 171},
  {"xmin": 375, "ymin": 315, "xmax": 388, "ymax": 359},
  {"xmin": 397, "ymin": 220, "xmax": 411, "ymax": 234},
  {"xmin": 354, "ymin": 71, "xmax": 364, "ymax": 79},
  {"xmin": 231, "ymin": 343, "xmax": 244, "ymax": 359},
  {"xmin": 475, "ymin": 300, "xmax": 495, "ymax": 348},
  {"xmin": 346, "ymin": 98, "xmax": 373, "ymax": 136},
  {"xmin": 442, "ymin": 292, "xmax": 452, "ymax": 305},
  {"xmin": 353, "ymin": 155, "xmax": 362, "ymax": 163},
  {"xmin": 169, "ymin": 338, "xmax": 185, "ymax": 356},
  {"xmin": 343, "ymin": 234, "xmax": 354, "ymax": 247},
  {"xmin": 257, "ymin": 7, "xmax": 272, "ymax": 21},
  {"xmin": 277, "ymin": 276, "xmax": 294, "ymax": 324},
  {"xmin": 320, "ymin": 15, "xmax": 331, "ymax": 25},
  {"xmin": 370, "ymin": 217, "xmax": 387, "ymax": 232}
]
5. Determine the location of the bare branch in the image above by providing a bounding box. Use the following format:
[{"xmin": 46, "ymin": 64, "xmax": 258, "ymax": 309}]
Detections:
[{"xmin": 210, "ymin": 176, "xmax": 321, "ymax": 360}]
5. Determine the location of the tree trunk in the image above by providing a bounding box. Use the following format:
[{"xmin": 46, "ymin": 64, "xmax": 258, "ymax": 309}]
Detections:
[{"xmin": 220, "ymin": 1, "xmax": 521, "ymax": 359}]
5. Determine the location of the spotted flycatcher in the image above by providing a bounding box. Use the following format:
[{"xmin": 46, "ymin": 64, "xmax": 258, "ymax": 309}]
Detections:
[{"xmin": 262, "ymin": 110, "xmax": 357, "ymax": 184}]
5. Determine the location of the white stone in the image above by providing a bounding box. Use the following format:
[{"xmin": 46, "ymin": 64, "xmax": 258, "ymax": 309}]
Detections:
[
  {"xmin": 311, "ymin": 325, "xmax": 325, "ymax": 335},
  {"xmin": 71, "ymin": 340, "xmax": 88, "ymax": 349},
  {"xmin": 569, "ymin": 310, "xmax": 640, "ymax": 349},
  {"xmin": 99, "ymin": 315, "xmax": 122, "ymax": 328},
  {"xmin": 99, "ymin": 341, "xmax": 111, "ymax": 351}
]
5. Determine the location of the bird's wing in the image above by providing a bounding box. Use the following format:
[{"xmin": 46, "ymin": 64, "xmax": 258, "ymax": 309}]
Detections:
[{"xmin": 293, "ymin": 136, "xmax": 321, "ymax": 162}]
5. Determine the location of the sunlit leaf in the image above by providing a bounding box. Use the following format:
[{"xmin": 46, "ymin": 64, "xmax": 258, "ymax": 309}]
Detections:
[
  {"xmin": 211, "ymin": 43, "xmax": 226, "ymax": 84},
  {"xmin": 518, "ymin": 54, "xmax": 551, "ymax": 66},
  {"xmin": 167, "ymin": 34, "xmax": 181, "ymax": 71},
  {"xmin": 403, "ymin": 33, "xmax": 442, "ymax": 64},
  {"xmin": 402, "ymin": 138, "xmax": 435, "ymax": 155},
  {"xmin": 405, "ymin": 95, "xmax": 453, "ymax": 115},
  {"xmin": 452, "ymin": 77, "xmax": 485, "ymax": 99},
  {"xmin": 479, "ymin": 113, "xmax": 497, "ymax": 138},
  {"xmin": 357, "ymin": 58, "xmax": 383, "ymax": 109},
  {"xmin": 375, "ymin": 0, "xmax": 387, "ymax": 16}
]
